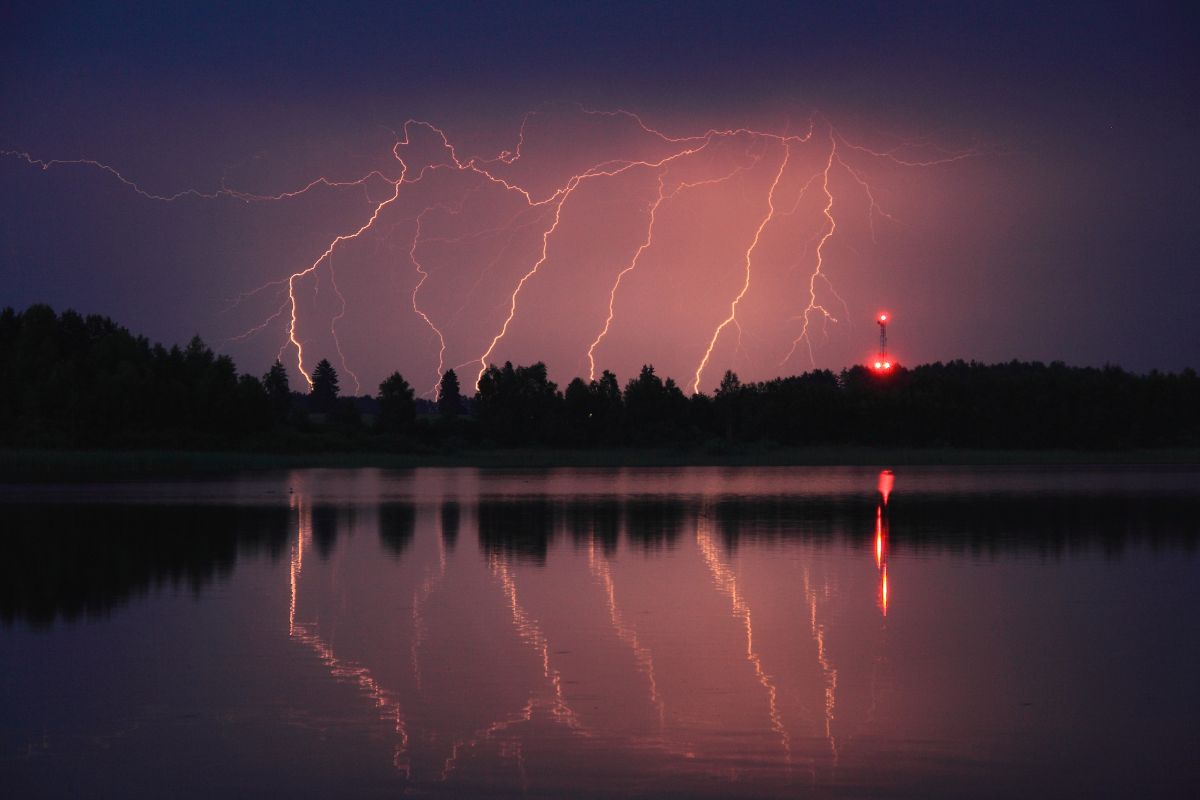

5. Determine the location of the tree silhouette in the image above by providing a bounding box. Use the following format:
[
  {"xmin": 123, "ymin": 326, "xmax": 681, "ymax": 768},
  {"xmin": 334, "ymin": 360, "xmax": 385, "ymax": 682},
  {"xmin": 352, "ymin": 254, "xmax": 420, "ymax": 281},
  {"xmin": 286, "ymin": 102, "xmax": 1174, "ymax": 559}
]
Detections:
[
  {"xmin": 3, "ymin": 303, "xmax": 1199, "ymax": 452},
  {"xmin": 624, "ymin": 364, "xmax": 672, "ymax": 443},
  {"xmin": 714, "ymin": 370, "xmax": 744, "ymax": 439},
  {"xmin": 378, "ymin": 371, "xmax": 416, "ymax": 432},
  {"xmin": 595, "ymin": 370, "xmax": 624, "ymax": 441},
  {"xmin": 437, "ymin": 369, "xmax": 463, "ymax": 419},
  {"xmin": 564, "ymin": 377, "xmax": 593, "ymax": 443},
  {"xmin": 262, "ymin": 360, "xmax": 291, "ymax": 422},
  {"xmin": 310, "ymin": 359, "xmax": 339, "ymax": 413},
  {"xmin": 476, "ymin": 361, "xmax": 561, "ymax": 444}
]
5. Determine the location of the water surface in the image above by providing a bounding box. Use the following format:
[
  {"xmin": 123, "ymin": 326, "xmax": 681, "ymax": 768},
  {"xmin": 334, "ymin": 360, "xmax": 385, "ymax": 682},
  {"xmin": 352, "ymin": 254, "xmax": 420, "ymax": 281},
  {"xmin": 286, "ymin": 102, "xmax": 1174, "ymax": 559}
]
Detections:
[{"xmin": 2, "ymin": 466, "xmax": 1198, "ymax": 797}]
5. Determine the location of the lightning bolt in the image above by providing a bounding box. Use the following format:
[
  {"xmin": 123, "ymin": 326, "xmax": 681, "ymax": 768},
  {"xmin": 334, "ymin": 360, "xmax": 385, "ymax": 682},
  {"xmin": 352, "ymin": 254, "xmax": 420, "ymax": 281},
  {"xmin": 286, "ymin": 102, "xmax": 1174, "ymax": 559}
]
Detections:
[
  {"xmin": 837, "ymin": 132, "xmax": 980, "ymax": 167},
  {"xmin": 1, "ymin": 148, "xmax": 400, "ymax": 204},
  {"xmin": 586, "ymin": 153, "xmax": 762, "ymax": 381},
  {"xmin": 327, "ymin": 252, "xmax": 361, "ymax": 394},
  {"xmin": 408, "ymin": 208, "xmax": 449, "ymax": 397},
  {"xmin": 278, "ymin": 173, "xmax": 406, "ymax": 385},
  {"xmin": 275, "ymin": 121, "xmax": 466, "ymax": 386},
  {"xmin": 586, "ymin": 171, "xmax": 669, "ymax": 382},
  {"xmin": 835, "ymin": 155, "xmax": 897, "ymax": 243},
  {"xmin": 472, "ymin": 138, "xmax": 714, "ymax": 388},
  {"xmin": 6, "ymin": 107, "xmax": 975, "ymax": 392},
  {"xmin": 783, "ymin": 130, "xmax": 839, "ymax": 368},
  {"xmin": 3, "ymin": 142, "xmax": 418, "ymax": 388},
  {"xmin": 225, "ymin": 298, "xmax": 289, "ymax": 344},
  {"xmin": 692, "ymin": 142, "xmax": 792, "ymax": 394}
]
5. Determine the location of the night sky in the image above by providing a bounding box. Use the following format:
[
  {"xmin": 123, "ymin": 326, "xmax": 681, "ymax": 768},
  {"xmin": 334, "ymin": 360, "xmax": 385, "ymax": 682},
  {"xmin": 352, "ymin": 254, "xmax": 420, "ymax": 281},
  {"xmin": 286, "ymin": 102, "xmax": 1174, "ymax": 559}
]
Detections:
[{"xmin": 2, "ymin": 1, "xmax": 1196, "ymax": 394}]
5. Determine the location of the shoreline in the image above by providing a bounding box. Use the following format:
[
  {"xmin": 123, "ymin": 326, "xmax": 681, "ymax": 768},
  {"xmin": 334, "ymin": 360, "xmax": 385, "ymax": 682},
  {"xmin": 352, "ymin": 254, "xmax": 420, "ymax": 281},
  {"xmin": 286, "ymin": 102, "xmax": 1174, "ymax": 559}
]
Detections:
[{"xmin": 3, "ymin": 446, "xmax": 1199, "ymax": 482}]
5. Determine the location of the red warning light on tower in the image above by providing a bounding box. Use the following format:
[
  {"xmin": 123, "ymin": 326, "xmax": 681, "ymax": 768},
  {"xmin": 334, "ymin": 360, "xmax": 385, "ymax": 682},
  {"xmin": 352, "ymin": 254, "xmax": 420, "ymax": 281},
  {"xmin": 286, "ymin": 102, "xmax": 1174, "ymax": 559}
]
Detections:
[{"xmin": 871, "ymin": 311, "xmax": 894, "ymax": 373}]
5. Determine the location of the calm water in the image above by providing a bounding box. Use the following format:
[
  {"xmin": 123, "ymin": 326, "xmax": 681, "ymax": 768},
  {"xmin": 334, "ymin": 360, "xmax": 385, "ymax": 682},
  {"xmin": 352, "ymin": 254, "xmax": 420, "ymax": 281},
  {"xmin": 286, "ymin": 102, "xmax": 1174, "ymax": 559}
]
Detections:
[{"xmin": 2, "ymin": 466, "xmax": 1198, "ymax": 798}]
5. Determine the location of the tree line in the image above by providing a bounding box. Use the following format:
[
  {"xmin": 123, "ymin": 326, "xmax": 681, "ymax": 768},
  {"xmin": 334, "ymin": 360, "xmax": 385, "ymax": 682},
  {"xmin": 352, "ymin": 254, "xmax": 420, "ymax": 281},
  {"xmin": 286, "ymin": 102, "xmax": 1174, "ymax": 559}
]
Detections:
[{"xmin": 2, "ymin": 304, "xmax": 1197, "ymax": 450}]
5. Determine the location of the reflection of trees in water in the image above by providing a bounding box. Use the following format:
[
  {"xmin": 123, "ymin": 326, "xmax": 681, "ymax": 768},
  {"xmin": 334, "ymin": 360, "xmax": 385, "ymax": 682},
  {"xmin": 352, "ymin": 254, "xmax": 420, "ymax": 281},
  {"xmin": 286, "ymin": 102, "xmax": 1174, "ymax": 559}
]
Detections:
[
  {"xmin": 379, "ymin": 502, "xmax": 417, "ymax": 557},
  {"xmin": 476, "ymin": 497, "xmax": 695, "ymax": 562},
  {"xmin": 299, "ymin": 501, "xmax": 424, "ymax": 562},
  {"xmin": 566, "ymin": 498, "xmax": 620, "ymax": 555},
  {"xmin": 624, "ymin": 498, "xmax": 689, "ymax": 551},
  {"xmin": 5, "ymin": 490, "xmax": 1195, "ymax": 628},
  {"xmin": 477, "ymin": 499, "xmax": 558, "ymax": 563},
  {"xmin": 714, "ymin": 496, "xmax": 852, "ymax": 549},
  {"xmin": 0, "ymin": 503, "xmax": 293, "ymax": 627},
  {"xmin": 476, "ymin": 491, "xmax": 1198, "ymax": 562},
  {"xmin": 887, "ymin": 494, "xmax": 1200, "ymax": 557},
  {"xmin": 710, "ymin": 493, "xmax": 1199, "ymax": 556},
  {"xmin": 440, "ymin": 501, "xmax": 460, "ymax": 551},
  {"xmin": 312, "ymin": 504, "xmax": 353, "ymax": 559}
]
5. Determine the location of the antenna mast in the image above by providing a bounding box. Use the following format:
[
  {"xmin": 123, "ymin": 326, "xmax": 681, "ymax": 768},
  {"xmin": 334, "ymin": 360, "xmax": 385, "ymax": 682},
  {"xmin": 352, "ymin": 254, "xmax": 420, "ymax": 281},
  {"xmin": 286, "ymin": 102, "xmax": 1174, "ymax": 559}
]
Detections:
[{"xmin": 871, "ymin": 312, "xmax": 893, "ymax": 372}]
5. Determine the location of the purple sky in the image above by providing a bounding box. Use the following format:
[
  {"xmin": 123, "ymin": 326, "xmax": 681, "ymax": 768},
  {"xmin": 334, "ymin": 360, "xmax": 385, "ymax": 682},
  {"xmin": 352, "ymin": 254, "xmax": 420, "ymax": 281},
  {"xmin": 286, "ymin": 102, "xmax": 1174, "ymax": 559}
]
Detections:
[{"xmin": 2, "ymin": 1, "xmax": 1196, "ymax": 394}]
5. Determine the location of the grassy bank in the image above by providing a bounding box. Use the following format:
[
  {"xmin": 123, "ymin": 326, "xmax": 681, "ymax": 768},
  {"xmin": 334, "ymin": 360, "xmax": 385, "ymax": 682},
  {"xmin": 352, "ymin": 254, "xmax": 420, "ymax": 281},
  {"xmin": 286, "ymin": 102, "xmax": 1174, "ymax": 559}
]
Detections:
[{"xmin": 3, "ymin": 445, "xmax": 1199, "ymax": 482}]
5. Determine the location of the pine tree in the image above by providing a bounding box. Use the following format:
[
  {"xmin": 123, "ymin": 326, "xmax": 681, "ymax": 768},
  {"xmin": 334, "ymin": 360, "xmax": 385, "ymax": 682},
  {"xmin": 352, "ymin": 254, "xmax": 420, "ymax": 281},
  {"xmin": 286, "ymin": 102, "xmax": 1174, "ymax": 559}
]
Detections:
[
  {"xmin": 378, "ymin": 371, "xmax": 416, "ymax": 432},
  {"xmin": 437, "ymin": 369, "xmax": 463, "ymax": 419},
  {"xmin": 310, "ymin": 359, "xmax": 339, "ymax": 413},
  {"xmin": 263, "ymin": 360, "xmax": 291, "ymax": 421}
]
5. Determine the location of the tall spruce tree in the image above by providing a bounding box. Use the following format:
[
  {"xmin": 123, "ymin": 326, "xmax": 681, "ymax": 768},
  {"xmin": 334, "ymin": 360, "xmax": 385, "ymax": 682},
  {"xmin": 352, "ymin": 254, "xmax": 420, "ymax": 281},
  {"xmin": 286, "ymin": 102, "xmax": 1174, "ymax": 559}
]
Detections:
[
  {"xmin": 437, "ymin": 369, "xmax": 463, "ymax": 419},
  {"xmin": 310, "ymin": 359, "xmax": 339, "ymax": 413},
  {"xmin": 263, "ymin": 360, "xmax": 291, "ymax": 421},
  {"xmin": 378, "ymin": 371, "xmax": 416, "ymax": 432}
]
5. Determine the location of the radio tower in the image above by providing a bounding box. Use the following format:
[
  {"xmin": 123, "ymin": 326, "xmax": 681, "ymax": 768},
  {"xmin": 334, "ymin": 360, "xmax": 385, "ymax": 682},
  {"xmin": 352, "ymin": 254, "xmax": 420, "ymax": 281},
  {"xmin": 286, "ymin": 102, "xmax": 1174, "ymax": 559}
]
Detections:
[{"xmin": 872, "ymin": 312, "xmax": 893, "ymax": 372}]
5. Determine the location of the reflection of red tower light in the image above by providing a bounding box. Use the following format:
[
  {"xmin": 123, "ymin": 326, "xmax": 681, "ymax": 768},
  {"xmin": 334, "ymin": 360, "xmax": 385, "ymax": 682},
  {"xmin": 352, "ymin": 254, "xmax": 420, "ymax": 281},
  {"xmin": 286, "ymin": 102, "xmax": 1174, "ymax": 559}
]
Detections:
[
  {"xmin": 881, "ymin": 565, "xmax": 889, "ymax": 615},
  {"xmin": 876, "ymin": 519, "xmax": 890, "ymax": 617},
  {"xmin": 875, "ymin": 507, "xmax": 884, "ymax": 568},
  {"xmin": 875, "ymin": 468, "xmax": 893, "ymax": 616},
  {"xmin": 878, "ymin": 469, "xmax": 894, "ymax": 506}
]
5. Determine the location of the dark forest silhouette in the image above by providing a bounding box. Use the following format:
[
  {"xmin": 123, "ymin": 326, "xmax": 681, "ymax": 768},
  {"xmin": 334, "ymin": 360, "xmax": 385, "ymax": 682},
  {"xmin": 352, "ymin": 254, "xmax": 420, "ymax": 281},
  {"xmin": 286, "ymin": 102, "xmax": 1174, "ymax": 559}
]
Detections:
[{"xmin": 2, "ymin": 304, "xmax": 1198, "ymax": 451}]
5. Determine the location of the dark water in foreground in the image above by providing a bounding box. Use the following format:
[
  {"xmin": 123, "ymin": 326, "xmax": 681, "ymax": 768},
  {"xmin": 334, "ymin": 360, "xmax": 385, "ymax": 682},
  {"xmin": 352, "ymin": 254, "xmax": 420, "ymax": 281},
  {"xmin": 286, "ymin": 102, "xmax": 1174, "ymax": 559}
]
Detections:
[{"xmin": 2, "ymin": 466, "xmax": 1198, "ymax": 798}]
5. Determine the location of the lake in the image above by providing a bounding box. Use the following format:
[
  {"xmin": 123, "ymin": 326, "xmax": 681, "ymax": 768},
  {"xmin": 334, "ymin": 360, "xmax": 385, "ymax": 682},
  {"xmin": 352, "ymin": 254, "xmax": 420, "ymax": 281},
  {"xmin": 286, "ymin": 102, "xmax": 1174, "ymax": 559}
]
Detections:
[{"xmin": 2, "ymin": 465, "xmax": 1198, "ymax": 798}]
